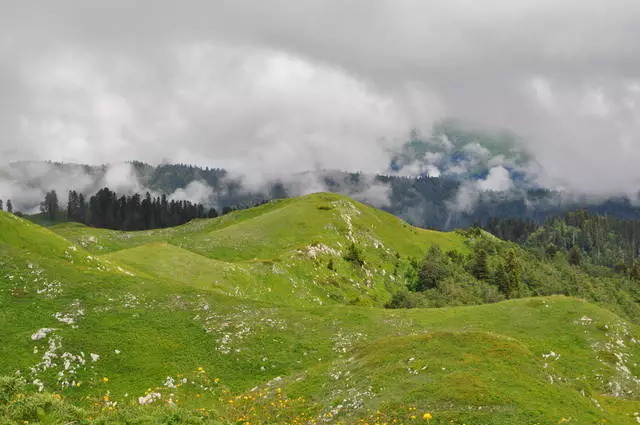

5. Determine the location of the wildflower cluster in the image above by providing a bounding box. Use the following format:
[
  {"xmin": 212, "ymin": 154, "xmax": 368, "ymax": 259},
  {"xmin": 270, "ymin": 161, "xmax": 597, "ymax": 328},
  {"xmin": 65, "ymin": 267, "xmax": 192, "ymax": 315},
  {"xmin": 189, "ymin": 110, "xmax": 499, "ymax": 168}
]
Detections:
[{"xmin": 223, "ymin": 385, "xmax": 312, "ymax": 425}]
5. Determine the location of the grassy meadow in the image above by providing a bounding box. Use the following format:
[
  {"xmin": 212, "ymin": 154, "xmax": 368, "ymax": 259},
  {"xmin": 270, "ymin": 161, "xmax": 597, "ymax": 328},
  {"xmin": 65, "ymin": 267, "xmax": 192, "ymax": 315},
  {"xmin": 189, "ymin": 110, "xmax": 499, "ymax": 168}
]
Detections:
[{"xmin": 2, "ymin": 193, "xmax": 640, "ymax": 423}]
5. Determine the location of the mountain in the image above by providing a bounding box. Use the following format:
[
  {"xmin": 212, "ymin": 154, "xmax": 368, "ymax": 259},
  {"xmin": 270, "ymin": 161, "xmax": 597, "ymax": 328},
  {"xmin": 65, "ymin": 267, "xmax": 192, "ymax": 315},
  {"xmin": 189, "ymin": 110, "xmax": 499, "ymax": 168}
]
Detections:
[
  {"xmin": 3, "ymin": 193, "xmax": 640, "ymax": 423},
  {"xmin": 389, "ymin": 118, "xmax": 535, "ymax": 185}
]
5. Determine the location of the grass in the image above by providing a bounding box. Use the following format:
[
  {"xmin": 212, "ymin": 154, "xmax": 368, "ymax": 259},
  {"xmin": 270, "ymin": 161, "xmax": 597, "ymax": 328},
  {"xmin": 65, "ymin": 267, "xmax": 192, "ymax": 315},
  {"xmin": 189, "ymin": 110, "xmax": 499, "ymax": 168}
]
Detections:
[
  {"xmin": 51, "ymin": 193, "xmax": 469, "ymax": 307},
  {"xmin": 2, "ymin": 193, "xmax": 640, "ymax": 423}
]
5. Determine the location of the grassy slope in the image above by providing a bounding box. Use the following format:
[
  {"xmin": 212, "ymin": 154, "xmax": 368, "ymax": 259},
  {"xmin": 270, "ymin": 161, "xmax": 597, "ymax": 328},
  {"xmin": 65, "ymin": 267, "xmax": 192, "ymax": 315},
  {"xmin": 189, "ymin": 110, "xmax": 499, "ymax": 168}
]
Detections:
[
  {"xmin": 2, "ymin": 195, "xmax": 640, "ymax": 423},
  {"xmin": 53, "ymin": 193, "xmax": 467, "ymax": 307}
]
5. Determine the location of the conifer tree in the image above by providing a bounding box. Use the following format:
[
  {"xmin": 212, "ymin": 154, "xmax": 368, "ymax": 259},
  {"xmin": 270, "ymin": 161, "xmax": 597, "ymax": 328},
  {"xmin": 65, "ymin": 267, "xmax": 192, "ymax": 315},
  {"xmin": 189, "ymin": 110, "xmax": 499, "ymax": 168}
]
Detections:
[
  {"xmin": 415, "ymin": 244, "xmax": 449, "ymax": 291},
  {"xmin": 40, "ymin": 190, "xmax": 59, "ymax": 221},
  {"xmin": 568, "ymin": 245, "xmax": 582, "ymax": 267},
  {"xmin": 472, "ymin": 248, "xmax": 489, "ymax": 280}
]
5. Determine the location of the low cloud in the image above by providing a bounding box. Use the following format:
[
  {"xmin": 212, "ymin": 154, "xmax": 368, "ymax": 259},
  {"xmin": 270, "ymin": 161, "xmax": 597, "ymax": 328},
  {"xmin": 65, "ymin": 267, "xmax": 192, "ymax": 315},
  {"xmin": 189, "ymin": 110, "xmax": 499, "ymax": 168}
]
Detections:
[
  {"xmin": 168, "ymin": 180, "xmax": 214, "ymax": 205},
  {"xmin": 451, "ymin": 167, "xmax": 516, "ymax": 214}
]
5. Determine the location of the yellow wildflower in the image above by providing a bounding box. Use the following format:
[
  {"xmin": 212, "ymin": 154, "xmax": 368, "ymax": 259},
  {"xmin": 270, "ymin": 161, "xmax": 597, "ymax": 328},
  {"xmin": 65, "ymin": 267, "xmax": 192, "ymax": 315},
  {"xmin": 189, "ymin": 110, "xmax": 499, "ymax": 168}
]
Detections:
[
  {"xmin": 422, "ymin": 413, "xmax": 432, "ymax": 420},
  {"xmin": 102, "ymin": 377, "xmax": 109, "ymax": 383}
]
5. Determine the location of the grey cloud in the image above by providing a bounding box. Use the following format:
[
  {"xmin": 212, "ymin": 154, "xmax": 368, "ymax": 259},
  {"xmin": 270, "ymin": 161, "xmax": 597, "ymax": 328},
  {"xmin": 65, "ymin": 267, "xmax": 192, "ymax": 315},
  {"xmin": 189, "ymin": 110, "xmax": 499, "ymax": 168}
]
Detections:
[
  {"xmin": 2, "ymin": 1, "xmax": 640, "ymax": 195},
  {"xmin": 0, "ymin": 161, "xmax": 148, "ymax": 212}
]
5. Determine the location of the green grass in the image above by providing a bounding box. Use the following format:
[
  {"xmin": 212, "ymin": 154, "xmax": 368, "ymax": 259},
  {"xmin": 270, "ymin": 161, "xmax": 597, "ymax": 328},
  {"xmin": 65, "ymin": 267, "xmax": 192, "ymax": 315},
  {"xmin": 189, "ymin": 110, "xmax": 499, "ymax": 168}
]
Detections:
[
  {"xmin": 2, "ymin": 193, "xmax": 640, "ymax": 423},
  {"xmin": 51, "ymin": 193, "xmax": 468, "ymax": 307}
]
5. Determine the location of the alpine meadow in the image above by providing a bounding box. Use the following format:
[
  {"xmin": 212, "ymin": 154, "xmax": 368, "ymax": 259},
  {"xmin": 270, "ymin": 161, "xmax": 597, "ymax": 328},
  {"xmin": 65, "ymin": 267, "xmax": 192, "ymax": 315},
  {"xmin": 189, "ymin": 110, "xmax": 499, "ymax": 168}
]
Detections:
[{"xmin": 3, "ymin": 192, "xmax": 640, "ymax": 424}]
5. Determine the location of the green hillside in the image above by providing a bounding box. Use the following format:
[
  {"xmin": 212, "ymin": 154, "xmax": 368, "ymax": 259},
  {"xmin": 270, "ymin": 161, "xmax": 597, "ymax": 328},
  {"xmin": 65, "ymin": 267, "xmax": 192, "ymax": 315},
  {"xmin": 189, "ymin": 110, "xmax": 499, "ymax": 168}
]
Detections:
[
  {"xmin": 2, "ymin": 193, "xmax": 640, "ymax": 424},
  {"xmin": 52, "ymin": 193, "xmax": 467, "ymax": 307}
]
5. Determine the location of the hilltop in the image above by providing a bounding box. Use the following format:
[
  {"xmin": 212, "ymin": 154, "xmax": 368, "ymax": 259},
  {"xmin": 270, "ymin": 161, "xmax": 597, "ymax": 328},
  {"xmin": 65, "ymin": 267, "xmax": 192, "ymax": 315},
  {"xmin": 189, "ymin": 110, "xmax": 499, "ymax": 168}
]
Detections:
[
  {"xmin": 2, "ymin": 193, "xmax": 640, "ymax": 423},
  {"xmin": 50, "ymin": 193, "xmax": 466, "ymax": 307}
]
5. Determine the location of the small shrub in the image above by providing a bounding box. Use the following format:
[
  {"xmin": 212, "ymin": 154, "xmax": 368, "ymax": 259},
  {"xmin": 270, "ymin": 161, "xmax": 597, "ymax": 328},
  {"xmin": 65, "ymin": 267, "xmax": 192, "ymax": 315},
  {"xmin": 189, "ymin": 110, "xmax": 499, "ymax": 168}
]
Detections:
[
  {"xmin": 327, "ymin": 258, "xmax": 335, "ymax": 271},
  {"xmin": 344, "ymin": 243, "xmax": 365, "ymax": 267},
  {"xmin": 0, "ymin": 376, "xmax": 25, "ymax": 405},
  {"xmin": 385, "ymin": 290, "xmax": 423, "ymax": 309}
]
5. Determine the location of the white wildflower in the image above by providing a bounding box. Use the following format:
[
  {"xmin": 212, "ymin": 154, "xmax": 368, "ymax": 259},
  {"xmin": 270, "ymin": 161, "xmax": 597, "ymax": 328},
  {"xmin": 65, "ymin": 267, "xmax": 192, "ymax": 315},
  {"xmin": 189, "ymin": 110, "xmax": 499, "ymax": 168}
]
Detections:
[{"xmin": 31, "ymin": 328, "xmax": 55, "ymax": 341}]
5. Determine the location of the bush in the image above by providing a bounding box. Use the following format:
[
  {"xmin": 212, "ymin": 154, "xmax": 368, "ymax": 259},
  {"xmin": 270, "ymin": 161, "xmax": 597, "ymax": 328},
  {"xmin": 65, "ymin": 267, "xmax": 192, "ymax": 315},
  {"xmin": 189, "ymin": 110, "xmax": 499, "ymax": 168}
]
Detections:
[
  {"xmin": 344, "ymin": 243, "xmax": 365, "ymax": 267},
  {"xmin": 414, "ymin": 245, "xmax": 449, "ymax": 291},
  {"xmin": 385, "ymin": 290, "xmax": 424, "ymax": 309},
  {"xmin": 0, "ymin": 376, "xmax": 25, "ymax": 405},
  {"xmin": 5, "ymin": 393, "xmax": 64, "ymax": 422},
  {"xmin": 327, "ymin": 258, "xmax": 336, "ymax": 271}
]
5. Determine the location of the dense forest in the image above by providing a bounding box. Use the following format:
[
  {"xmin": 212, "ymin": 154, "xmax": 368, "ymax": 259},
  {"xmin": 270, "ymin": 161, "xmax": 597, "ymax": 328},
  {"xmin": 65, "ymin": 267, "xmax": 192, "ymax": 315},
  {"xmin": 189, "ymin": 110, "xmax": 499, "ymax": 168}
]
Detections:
[
  {"xmin": 482, "ymin": 211, "xmax": 640, "ymax": 270},
  {"xmin": 387, "ymin": 226, "xmax": 640, "ymax": 322},
  {"xmin": 7, "ymin": 160, "xmax": 640, "ymax": 231},
  {"xmin": 38, "ymin": 188, "xmax": 220, "ymax": 231}
]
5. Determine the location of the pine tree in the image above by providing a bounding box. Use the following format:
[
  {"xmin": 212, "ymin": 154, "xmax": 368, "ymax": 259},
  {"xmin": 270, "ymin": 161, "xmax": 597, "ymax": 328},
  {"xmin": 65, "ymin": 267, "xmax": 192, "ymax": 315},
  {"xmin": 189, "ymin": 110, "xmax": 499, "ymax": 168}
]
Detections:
[
  {"xmin": 67, "ymin": 190, "xmax": 82, "ymax": 222},
  {"xmin": 503, "ymin": 249, "xmax": 522, "ymax": 298},
  {"xmin": 415, "ymin": 244, "xmax": 449, "ymax": 291},
  {"xmin": 630, "ymin": 260, "xmax": 640, "ymax": 281},
  {"xmin": 0, "ymin": 199, "xmax": 3, "ymax": 211},
  {"xmin": 78, "ymin": 193, "xmax": 86, "ymax": 223},
  {"xmin": 545, "ymin": 243, "xmax": 558, "ymax": 259},
  {"xmin": 6, "ymin": 200, "xmax": 13, "ymax": 214},
  {"xmin": 568, "ymin": 245, "xmax": 582, "ymax": 267},
  {"xmin": 472, "ymin": 248, "xmax": 489, "ymax": 280},
  {"xmin": 40, "ymin": 190, "xmax": 59, "ymax": 221}
]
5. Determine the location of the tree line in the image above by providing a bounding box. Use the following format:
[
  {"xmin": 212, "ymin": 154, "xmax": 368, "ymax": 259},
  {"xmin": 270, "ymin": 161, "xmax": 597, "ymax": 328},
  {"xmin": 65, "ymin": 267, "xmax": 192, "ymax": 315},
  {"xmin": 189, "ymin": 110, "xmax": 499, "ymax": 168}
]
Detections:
[
  {"xmin": 0, "ymin": 199, "xmax": 14, "ymax": 213},
  {"xmin": 40, "ymin": 188, "xmax": 220, "ymax": 231},
  {"xmin": 482, "ymin": 210, "xmax": 640, "ymax": 270},
  {"xmin": 385, "ymin": 225, "xmax": 640, "ymax": 323}
]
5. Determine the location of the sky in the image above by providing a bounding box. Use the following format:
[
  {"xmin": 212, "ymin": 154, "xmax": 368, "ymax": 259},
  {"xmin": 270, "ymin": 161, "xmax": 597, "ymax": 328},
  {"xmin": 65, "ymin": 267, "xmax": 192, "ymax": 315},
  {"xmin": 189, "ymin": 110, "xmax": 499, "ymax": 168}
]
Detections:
[{"xmin": 2, "ymin": 1, "xmax": 640, "ymax": 195}]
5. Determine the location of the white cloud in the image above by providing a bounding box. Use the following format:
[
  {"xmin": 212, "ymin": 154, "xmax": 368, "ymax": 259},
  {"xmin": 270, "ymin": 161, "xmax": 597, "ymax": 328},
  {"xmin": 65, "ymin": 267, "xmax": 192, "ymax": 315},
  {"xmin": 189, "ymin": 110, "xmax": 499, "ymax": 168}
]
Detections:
[
  {"xmin": 168, "ymin": 180, "xmax": 214, "ymax": 205},
  {"xmin": 478, "ymin": 167, "xmax": 513, "ymax": 192}
]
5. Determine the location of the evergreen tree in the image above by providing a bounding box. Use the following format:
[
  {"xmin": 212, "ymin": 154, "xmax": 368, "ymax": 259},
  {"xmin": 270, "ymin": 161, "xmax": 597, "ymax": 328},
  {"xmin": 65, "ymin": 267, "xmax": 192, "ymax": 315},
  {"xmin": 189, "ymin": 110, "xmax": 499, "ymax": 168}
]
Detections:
[
  {"xmin": 40, "ymin": 190, "xmax": 59, "ymax": 221},
  {"xmin": 415, "ymin": 244, "xmax": 449, "ymax": 291},
  {"xmin": 568, "ymin": 245, "xmax": 582, "ymax": 267},
  {"xmin": 494, "ymin": 263, "xmax": 509, "ymax": 295},
  {"xmin": 67, "ymin": 190, "xmax": 83, "ymax": 222},
  {"xmin": 630, "ymin": 260, "xmax": 640, "ymax": 281},
  {"xmin": 545, "ymin": 243, "xmax": 558, "ymax": 259},
  {"xmin": 6, "ymin": 200, "xmax": 13, "ymax": 214},
  {"xmin": 0, "ymin": 199, "xmax": 3, "ymax": 211},
  {"xmin": 472, "ymin": 248, "xmax": 489, "ymax": 280},
  {"xmin": 502, "ymin": 249, "xmax": 522, "ymax": 298},
  {"xmin": 78, "ymin": 194, "xmax": 87, "ymax": 223},
  {"xmin": 269, "ymin": 182, "xmax": 288, "ymax": 199}
]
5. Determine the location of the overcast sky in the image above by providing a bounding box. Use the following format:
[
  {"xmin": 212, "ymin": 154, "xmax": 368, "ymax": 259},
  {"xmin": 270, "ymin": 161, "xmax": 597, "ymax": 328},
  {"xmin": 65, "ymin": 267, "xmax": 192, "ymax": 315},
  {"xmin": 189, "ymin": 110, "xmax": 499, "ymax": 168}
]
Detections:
[{"xmin": 2, "ymin": 1, "xmax": 640, "ymax": 194}]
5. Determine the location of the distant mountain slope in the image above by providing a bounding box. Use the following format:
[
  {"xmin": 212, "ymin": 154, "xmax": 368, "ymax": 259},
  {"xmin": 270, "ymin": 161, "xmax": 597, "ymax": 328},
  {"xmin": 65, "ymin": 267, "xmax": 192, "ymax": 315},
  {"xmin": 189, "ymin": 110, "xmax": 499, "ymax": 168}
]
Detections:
[{"xmin": 7, "ymin": 154, "xmax": 640, "ymax": 234}]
